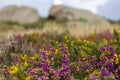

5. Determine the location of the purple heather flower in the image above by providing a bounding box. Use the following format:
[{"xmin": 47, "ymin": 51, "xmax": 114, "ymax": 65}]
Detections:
[
  {"xmin": 101, "ymin": 67, "xmax": 112, "ymax": 79},
  {"xmin": 90, "ymin": 74, "xmax": 97, "ymax": 80},
  {"xmin": 91, "ymin": 62, "xmax": 97, "ymax": 66},
  {"xmin": 99, "ymin": 46, "xmax": 114, "ymax": 54},
  {"xmin": 99, "ymin": 46, "xmax": 115, "ymax": 60},
  {"xmin": 40, "ymin": 51, "xmax": 48, "ymax": 61},
  {"xmin": 3, "ymin": 66, "xmax": 10, "ymax": 78},
  {"xmin": 30, "ymin": 59, "xmax": 34, "ymax": 64},
  {"xmin": 83, "ymin": 63, "xmax": 91, "ymax": 71},
  {"xmin": 16, "ymin": 35, "xmax": 23, "ymax": 46},
  {"xmin": 108, "ymin": 52, "xmax": 114, "ymax": 59},
  {"xmin": 42, "ymin": 64, "xmax": 49, "ymax": 73},
  {"xmin": 50, "ymin": 51, "xmax": 55, "ymax": 59},
  {"xmin": 28, "ymin": 68, "xmax": 33, "ymax": 72},
  {"xmin": 113, "ymin": 70, "xmax": 120, "ymax": 79},
  {"xmin": 108, "ymin": 46, "xmax": 114, "ymax": 52},
  {"xmin": 14, "ymin": 56, "xmax": 19, "ymax": 63},
  {"xmin": 106, "ymin": 62, "xmax": 114, "ymax": 71},
  {"xmin": 99, "ymin": 46, "xmax": 106, "ymax": 53},
  {"xmin": 97, "ymin": 59, "xmax": 106, "ymax": 66},
  {"xmin": 62, "ymin": 59, "xmax": 69, "ymax": 64}
]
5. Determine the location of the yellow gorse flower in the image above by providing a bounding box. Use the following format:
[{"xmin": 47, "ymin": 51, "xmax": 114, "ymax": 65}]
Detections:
[
  {"xmin": 92, "ymin": 70, "xmax": 99, "ymax": 76},
  {"xmin": 64, "ymin": 35, "xmax": 69, "ymax": 43},
  {"xmin": 47, "ymin": 51, "xmax": 50, "ymax": 55},
  {"xmin": 23, "ymin": 54, "xmax": 28, "ymax": 60},
  {"xmin": 10, "ymin": 65, "xmax": 19, "ymax": 74},
  {"xmin": 25, "ymin": 76, "xmax": 30, "ymax": 80},
  {"xmin": 84, "ymin": 77, "xmax": 88, "ymax": 80},
  {"xmin": 31, "ymin": 54, "xmax": 39, "ymax": 60},
  {"xmin": 81, "ymin": 53, "xmax": 87, "ymax": 61},
  {"xmin": 112, "ymin": 27, "xmax": 115, "ymax": 31},
  {"xmin": 64, "ymin": 35, "xmax": 68, "ymax": 39},
  {"xmin": 112, "ymin": 27, "xmax": 120, "ymax": 34},
  {"xmin": 103, "ymin": 39, "xmax": 108, "ymax": 45},
  {"xmin": 31, "ymin": 56, "xmax": 36, "ymax": 60},
  {"xmin": 83, "ymin": 40, "xmax": 87, "ymax": 43},
  {"xmin": 55, "ymin": 49, "xmax": 58, "ymax": 54},
  {"xmin": 114, "ymin": 54, "xmax": 119, "ymax": 64},
  {"xmin": 24, "ymin": 61, "xmax": 28, "ymax": 67},
  {"xmin": 76, "ymin": 38, "xmax": 81, "ymax": 42},
  {"xmin": 117, "ymin": 30, "xmax": 120, "ymax": 34}
]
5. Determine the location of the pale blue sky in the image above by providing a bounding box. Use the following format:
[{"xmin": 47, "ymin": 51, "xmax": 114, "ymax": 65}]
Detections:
[
  {"xmin": 0, "ymin": 0, "xmax": 120, "ymax": 21},
  {"xmin": 98, "ymin": 0, "xmax": 120, "ymax": 21}
]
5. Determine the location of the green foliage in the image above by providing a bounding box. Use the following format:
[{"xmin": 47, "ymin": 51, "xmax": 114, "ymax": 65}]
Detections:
[
  {"xmin": 110, "ymin": 28, "xmax": 120, "ymax": 53},
  {"xmin": 54, "ymin": 53, "xmax": 63, "ymax": 69},
  {"xmin": 1, "ymin": 28, "xmax": 120, "ymax": 80},
  {"xmin": 79, "ymin": 18, "xmax": 87, "ymax": 23},
  {"xmin": 57, "ymin": 18, "xmax": 68, "ymax": 24}
]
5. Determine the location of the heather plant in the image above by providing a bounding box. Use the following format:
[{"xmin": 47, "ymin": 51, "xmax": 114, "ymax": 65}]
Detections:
[{"xmin": 0, "ymin": 28, "xmax": 120, "ymax": 80}]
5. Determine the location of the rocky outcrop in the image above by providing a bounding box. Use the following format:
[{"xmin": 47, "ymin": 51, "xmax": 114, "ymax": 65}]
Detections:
[
  {"xmin": 48, "ymin": 5, "xmax": 110, "ymax": 25},
  {"xmin": 48, "ymin": 5, "xmax": 112, "ymax": 35},
  {"xmin": 0, "ymin": 5, "xmax": 40, "ymax": 25}
]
